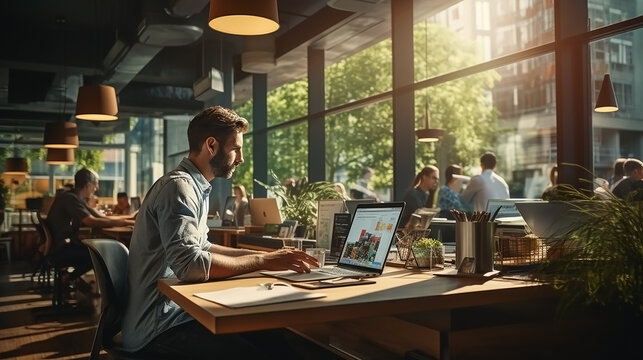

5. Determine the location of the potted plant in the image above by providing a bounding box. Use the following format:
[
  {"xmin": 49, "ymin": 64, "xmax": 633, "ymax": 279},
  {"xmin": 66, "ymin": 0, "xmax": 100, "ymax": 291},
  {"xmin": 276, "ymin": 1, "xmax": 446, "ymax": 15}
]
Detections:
[
  {"xmin": 531, "ymin": 181, "xmax": 642, "ymax": 321},
  {"xmin": 255, "ymin": 170, "xmax": 343, "ymax": 238},
  {"xmin": 411, "ymin": 237, "xmax": 444, "ymax": 269}
]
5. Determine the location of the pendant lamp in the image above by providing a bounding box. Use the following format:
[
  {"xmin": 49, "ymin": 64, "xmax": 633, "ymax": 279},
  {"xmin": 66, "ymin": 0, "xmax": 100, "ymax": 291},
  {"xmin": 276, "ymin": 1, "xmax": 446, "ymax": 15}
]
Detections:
[
  {"xmin": 75, "ymin": 84, "xmax": 119, "ymax": 121},
  {"xmin": 46, "ymin": 148, "xmax": 75, "ymax": 165},
  {"xmin": 43, "ymin": 121, "xmax": 79, "ymax": 148},
  {"xmin": 208, "ymin": 0, "xmax": 279, "ymax": 35},
  {"xmin": 415, "ymin": 20, "xmax": 445, "ymax": 143},
  {"xmin": 594, "ymin": 74, "xmax": 618, "ymax": 112},
  {"xmin": 3, "ymin": 157, "xmax": 29, "ymax": 175},
  {"xmin": 415, "ymin": 104, "xmax": 445, "ymax": 143}
]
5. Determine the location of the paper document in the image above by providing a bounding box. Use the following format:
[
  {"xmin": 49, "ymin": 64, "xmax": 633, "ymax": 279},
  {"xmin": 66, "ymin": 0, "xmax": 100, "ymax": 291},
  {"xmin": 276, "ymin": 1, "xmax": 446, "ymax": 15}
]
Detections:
[{"xmin": 194, "ymin": 283, "xmax": 326, "ymax": 308}]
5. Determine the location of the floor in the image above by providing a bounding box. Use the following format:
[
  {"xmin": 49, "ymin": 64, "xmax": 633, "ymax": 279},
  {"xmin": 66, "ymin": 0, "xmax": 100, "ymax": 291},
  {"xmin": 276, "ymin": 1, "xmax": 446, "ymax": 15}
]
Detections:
[{"xmin": 0, "ymin": 260, "xmax": 106, "ymax": 360}]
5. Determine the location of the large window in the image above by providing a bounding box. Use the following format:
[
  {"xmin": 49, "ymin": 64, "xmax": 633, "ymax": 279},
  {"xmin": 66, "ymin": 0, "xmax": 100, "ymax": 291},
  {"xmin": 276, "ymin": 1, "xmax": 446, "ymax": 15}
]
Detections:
[
  {"xmin": 591, "ymin": 27, "xmax": 643, "ymax": 181},
  {"xmin": 325, "ymin": 101, "xmax": 394, "ymax": 202}
]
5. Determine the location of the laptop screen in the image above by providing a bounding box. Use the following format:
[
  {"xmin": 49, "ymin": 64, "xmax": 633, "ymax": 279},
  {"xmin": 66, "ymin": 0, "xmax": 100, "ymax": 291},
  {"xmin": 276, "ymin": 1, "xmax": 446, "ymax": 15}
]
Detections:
[
  {"xmin": 248, "ymin": 198, "xmax": 283, "ymax": 226},
  {"xmin": 485, "ymin": 198, "xmax": 539, "ymax": 219},
  {"xmin": 337, "ymin": 202, "xmax": 405, "ymax": 271}
]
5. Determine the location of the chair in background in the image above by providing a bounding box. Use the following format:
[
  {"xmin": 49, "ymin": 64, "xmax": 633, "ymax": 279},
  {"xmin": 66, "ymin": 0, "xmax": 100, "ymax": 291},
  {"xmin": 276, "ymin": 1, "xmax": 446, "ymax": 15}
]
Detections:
[
  {"xmin": 36, "ymin": 212, "xmax": 75, "ymax": 307},
  {"xmin": 82, "ymin": 239, "xmax": 142, "ymax": 359},
  {"xmin": 30, "ymin": 211, "xmax": 50, "ymax": 285}
]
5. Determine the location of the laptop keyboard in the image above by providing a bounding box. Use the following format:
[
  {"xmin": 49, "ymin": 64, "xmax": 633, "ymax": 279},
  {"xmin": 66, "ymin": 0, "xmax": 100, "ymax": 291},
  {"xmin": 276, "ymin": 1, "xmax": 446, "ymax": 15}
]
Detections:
[{"xmin": 318, "ymin": 266, "xmax": 367, "ymax": 277}]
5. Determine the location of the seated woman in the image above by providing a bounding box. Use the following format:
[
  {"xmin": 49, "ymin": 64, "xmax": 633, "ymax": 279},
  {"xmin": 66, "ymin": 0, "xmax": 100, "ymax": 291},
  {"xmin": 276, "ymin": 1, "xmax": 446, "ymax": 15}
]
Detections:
[{"xmin": 436, "ymin": 164, "xmax": 467, "ymax": 219}]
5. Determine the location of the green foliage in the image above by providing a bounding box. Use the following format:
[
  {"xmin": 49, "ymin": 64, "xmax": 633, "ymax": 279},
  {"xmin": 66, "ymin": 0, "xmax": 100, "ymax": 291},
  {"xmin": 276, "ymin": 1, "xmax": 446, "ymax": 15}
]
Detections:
[
  {"xmin": 0, "ymin": 179, "xmax": 9, "ymax": 207},
  {"xmin": 531, "ymin": 185, "xmax": 643, "ymax": 317},
  {"xmin": 254, "ymin": 170, "xmax": 343, "ymax": 227},
  {"xmin": 412, "ymin": 237, "xmax": 443, "ymax": 257},
  {"xmin": 235, "ymin": 22, "xmax": 498, "ymax": 194},
  {"xmin": 75, "ymin": 149, "xmax": 104, "ymax": 172}
]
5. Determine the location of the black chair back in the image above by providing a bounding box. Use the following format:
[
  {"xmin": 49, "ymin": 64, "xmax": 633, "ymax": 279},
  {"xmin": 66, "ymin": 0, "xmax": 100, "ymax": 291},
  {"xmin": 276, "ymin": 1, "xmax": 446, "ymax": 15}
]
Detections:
[{"xmin": 82, "ymin": 239, "xmax": 130, "ymax": 360}]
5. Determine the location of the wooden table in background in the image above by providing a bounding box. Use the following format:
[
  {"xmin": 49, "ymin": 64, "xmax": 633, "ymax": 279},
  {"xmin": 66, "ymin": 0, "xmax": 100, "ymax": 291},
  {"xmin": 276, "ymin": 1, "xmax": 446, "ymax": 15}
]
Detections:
[
  {"xmin": 208, "ymin": 227, "xmax": 245, "ymax": 247},
  {"xmin": 100, "ymin": 226, "xmax": 134, "ymax": 246}
]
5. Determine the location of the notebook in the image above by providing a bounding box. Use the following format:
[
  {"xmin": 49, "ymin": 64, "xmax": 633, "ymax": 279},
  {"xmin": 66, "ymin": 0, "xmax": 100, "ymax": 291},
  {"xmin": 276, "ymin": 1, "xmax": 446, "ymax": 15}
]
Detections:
[
  {"xmin": 248, "ymin": 198, "xmax": 283, "ymax": 226},
  {"xmin": 261, "ymin": 202, "xmax": 405, "ymax": 282}
]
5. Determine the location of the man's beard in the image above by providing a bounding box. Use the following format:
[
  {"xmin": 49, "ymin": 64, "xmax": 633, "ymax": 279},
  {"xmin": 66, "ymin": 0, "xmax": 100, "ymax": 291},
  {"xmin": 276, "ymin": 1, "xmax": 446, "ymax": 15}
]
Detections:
[{"xmin": 209, "ymin": 145, "xmax": 238, "ymax": 179}]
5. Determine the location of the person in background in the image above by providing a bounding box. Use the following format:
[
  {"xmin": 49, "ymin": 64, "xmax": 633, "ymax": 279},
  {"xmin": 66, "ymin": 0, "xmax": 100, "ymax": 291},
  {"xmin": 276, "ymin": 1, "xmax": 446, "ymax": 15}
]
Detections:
[
  {"xmin": 112, "ymin": 192, "xmax": 131, "ymax": 215},
  {"xmin": 460, "ymin": 152, "xmax": 510, "ymax": 212},
  {"xmin": 400, "ymin": 166, "xmax": 440, "ymax": 227},
  {"xmin": 233, "ymin": 184, "xmax": 249, "ymax": 226},
  {"xmin": 612, "ymin": 158, "xmax": 643, "ymax": 199},
  {"xmin": 350, "ymin": 166, "xmax": 380, "ymax": 201},
  {"xmin": 334, "ymin": 182, "xmax": 349, "ymax": 199},
  {"xmin": 437, "ymin": 164, "xmax": 467, "ymax": 219},
  {"xmin": 122, "ymin": 106, "xmax": 318, "ymax": 358},
  {"xmin": 541, "ymin": 165, "xmax": 558, "ymax": 199},
  {"xmin": 47, "ymin": 168, "xmax": 134, "ymax": 291},
  {"xmin": 609, "ymin": 158, "xmax": 627, "ymax": 191}
]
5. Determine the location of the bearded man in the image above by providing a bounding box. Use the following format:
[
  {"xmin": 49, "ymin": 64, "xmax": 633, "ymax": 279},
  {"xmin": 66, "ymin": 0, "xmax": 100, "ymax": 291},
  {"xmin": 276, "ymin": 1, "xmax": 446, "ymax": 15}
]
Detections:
[{"xmin": 122, "ymin": 106, "xmax": 318, "ymax": 358}]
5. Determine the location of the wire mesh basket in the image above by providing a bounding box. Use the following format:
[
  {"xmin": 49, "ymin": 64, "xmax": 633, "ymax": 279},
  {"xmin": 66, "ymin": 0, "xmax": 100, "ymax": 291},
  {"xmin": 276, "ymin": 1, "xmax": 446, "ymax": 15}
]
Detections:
[{"xmin": 494, "ymin": 234, "xmax": 548, "ymax": 269}]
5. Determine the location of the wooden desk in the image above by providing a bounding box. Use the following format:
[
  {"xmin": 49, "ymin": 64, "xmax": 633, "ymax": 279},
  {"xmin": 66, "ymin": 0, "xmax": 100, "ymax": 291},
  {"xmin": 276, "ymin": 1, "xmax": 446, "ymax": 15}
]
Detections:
[
  {"xmin": 208, "ymin": 227, "xmax": 245, "ymax": 247},
  {"xmin": 101, "ymin": 226, "xmax": 134, "ymax": 246},
  {"xmin": 158, "ymin": 269, "xmax": 573, "ymax": 359}
]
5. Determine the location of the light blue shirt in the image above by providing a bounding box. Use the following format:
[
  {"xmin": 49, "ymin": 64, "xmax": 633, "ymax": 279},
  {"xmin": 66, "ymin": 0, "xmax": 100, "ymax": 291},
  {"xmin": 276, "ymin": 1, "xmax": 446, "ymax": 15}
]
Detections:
[{"xmin": 122, "ymin": 158, "xmax": 213, "ymax": 351}]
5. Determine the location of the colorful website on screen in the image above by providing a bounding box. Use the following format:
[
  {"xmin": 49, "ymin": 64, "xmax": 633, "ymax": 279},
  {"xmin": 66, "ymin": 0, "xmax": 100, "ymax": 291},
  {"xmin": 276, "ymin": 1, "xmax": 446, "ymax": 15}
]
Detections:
[{"xmin": 338, "ymin": 207, "xmax": 401, "ymax": 269}]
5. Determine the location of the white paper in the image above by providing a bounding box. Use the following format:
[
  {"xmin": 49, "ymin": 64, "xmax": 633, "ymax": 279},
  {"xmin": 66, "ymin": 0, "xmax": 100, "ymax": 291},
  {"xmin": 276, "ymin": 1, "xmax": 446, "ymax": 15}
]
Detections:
[{"xmin": 194, "ymin": 283, "xmax": 325, "ymax": 308}]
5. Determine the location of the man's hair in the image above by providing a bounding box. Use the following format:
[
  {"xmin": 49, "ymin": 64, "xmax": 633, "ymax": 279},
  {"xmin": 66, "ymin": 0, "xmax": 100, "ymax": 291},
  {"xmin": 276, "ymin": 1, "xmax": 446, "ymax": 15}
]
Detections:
[
  {"xmin": 362, "ymin": 167, "xmax": 374, "ymax": 176},
  {"xmin": 117, "ymin": 192, "xmax": 128, "ymax": 199},
  {"xmin": 480, "ymin": 152, "xmax": 497, "ymax": 169},
  {"xmin": 445, "ymin": 164, "xmax": 462, "ymax": 184},
  {"xmin": 187, "ymin": 106, "xmax": 249, "ymax": 153},
  {"xmin": 612, "ymin": 158, "xmax": 627, "ymax": 177},
  {"xmin": 623, "ymin": 158, "xmax": 643, "ymax": 176},
  {"xmin": 75, "ymin": 168, "xmax": 98, "ymax": 189}
]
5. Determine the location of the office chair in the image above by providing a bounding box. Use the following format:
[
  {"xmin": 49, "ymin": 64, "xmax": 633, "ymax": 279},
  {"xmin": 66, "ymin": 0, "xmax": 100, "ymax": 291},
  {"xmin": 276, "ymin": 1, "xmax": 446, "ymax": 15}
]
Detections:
[{"xmin": 82, "ymin": 239, "xmax": 143, "ymax": 360}]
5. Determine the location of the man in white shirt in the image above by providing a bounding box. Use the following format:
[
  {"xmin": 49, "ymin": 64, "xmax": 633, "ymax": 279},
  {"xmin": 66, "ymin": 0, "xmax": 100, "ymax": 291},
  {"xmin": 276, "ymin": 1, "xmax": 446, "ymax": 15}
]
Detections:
[{"xmin": 460, "ymin": 152, "xmax": 510, "ymax": 212}]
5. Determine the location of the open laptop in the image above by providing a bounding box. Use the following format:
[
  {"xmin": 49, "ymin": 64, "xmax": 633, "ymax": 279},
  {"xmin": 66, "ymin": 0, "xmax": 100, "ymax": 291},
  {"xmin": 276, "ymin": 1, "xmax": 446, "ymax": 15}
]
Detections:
[
  {"xmin": 515, "ymin": 201, "xmax": 583, "ymax": 241},
  {"xmin": 344, "ymin": 199, "xmax": 376, "ymax": 218},
  {"xmin": 485, "ymin": 198, "xmax": 538, "ymax": 219},
  {"xmin": 248, "ymin": 198, "xmax": 283, "ymax": 226},
  {"xmin": 261, "ymin": 202, "xmax": 405, "ymax": 282}
]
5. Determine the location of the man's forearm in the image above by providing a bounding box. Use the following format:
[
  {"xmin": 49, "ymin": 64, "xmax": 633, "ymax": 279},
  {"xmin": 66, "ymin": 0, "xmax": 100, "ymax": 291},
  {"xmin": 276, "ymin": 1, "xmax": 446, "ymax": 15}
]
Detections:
[
  {"xmin": 208, "ymin": 253, "xmax": 264, "ymax": 279},
  {"xmin": 209, "ymin": 243, "xmax": 264, "ymax": 256}
]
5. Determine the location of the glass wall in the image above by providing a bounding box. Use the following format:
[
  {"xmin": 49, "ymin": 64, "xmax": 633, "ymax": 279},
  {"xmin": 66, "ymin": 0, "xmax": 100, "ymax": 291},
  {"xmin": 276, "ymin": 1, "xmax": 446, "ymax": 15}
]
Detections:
[
  {"xmin": 325, "ymin": 101, "xmax": 394, "ymax": 202},
  {"xmin": 591, "ymin": 27, "xmax": 643, "ymax": 182}
]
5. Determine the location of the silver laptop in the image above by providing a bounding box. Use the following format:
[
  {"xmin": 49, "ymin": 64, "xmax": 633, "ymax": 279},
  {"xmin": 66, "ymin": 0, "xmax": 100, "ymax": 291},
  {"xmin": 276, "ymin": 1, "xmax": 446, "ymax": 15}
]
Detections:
[
  {"xmin": 515, "ymin": 201, "xmax": 584, "ymax": 241},
  {"xmin": 261, "ymin": 202, "xmax": 405, "ymax": 282},
  {"xmin": 248, "ymin": 198, "xmax": 283, "ymax": 226}
]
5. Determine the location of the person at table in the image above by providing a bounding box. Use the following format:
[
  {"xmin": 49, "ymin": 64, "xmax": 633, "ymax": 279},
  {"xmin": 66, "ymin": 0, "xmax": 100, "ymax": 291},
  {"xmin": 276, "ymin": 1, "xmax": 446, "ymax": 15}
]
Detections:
[
  {"xmin": 232, "ymin": 184, "xmax": 249, "ymax": 226},
  {"xmin": 460, "ymin": 151, "xmax": 510, "ymax": 212},
  {"xmin": 46, "ymin": 168, "xmax": 134, "ymax": 290},
  {"xmin": 400, "ymin": 165, "xmax": 440, "ymax": 227},
  {"xmin": 111, "ymin": 191, "xmax": 131, "ymax": 215},
  {"xmin": 122, "ymin": 106, "xmax": 319, "ymax": 358},
  {"xmin": 612, "ymin": 158, "xmax": 643, "ymax": 199},
  {"xmin": 437, "ymin": 164, "xmax": 468, "ymax": 219}
]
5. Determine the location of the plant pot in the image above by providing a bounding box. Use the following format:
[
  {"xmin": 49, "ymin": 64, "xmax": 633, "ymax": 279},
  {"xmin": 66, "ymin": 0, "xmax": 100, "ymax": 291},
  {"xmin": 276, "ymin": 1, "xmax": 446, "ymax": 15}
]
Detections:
[{"xmin": 413, "ymin": 246, "xmax": 444, "ymax": 269}]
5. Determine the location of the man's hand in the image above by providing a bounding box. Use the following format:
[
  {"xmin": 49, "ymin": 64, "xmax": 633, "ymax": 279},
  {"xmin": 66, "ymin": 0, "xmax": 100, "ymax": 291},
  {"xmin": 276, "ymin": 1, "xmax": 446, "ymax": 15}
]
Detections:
[{"xmin": 260, "ymin": 249, "xmax": 319, "ymax": 273}]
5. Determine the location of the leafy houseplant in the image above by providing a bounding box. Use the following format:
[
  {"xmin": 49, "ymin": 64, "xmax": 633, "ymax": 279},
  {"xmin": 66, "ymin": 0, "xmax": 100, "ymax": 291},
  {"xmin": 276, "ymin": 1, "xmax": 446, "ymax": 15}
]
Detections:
[
  {"xmin": 411, "ymin": 237, "xmax": 444, "ymax": 269},
  {"xmin": 531, "ymin": 182, "xmax": 643, "ymax": 318},
  {"xmin": 255, "ymin": 171, "xmax": 344, "ymax": 238}
]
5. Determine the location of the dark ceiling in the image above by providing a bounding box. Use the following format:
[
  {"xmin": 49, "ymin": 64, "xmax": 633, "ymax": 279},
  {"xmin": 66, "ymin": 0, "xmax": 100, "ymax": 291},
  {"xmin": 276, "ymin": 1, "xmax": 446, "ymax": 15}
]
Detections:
[{"xmin": 0, "ymin": 0, "xmax": 446, "ymax": 147}]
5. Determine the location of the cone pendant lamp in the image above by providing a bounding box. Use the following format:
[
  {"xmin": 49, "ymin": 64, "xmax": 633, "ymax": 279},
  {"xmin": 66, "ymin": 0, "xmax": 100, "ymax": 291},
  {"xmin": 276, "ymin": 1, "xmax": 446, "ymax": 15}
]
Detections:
[
  {"xmin": 594, "ymin": 74, "xmax": 618, "ymax": 113},
  {"xmin": 416, "ymin": 103, "xmax": 445, "ymax": 143},
  {"xmin": 75, "ymin": 84, "xmax": 119, "ymax": 121}
]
